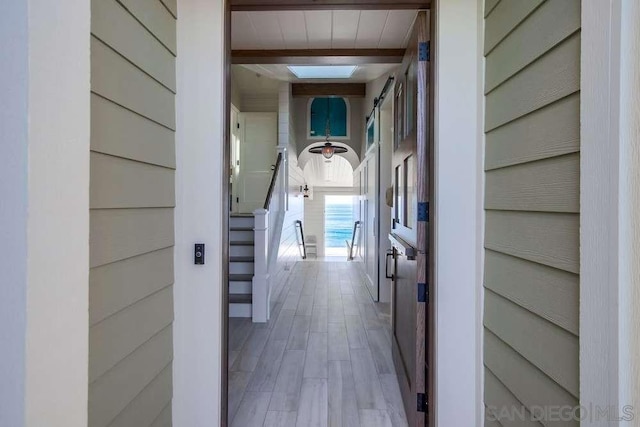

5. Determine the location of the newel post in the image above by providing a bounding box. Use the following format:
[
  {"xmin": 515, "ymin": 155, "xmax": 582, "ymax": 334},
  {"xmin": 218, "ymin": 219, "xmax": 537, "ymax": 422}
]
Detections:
[{"xmin": 252, "ymin": 208, "xmax": 270, "ymax": 322}]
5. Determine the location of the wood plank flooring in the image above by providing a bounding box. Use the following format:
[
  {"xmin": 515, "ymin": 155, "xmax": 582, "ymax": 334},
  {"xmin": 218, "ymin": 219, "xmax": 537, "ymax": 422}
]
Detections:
[{"xmin": 228, "ymin": 261, "xmax": 408, "ymax": 427}]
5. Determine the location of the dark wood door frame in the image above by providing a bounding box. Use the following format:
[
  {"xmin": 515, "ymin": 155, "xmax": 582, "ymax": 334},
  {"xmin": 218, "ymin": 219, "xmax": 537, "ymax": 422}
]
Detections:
[
  {"xmin": 409, "ymin": 7, "xmax": 435, "ymax": 427},
  {"xmin": 427, "ymin": 6, "xmax": 435, "ymax": 427},
  {"xmin": 222, "ymin": 0, "xmax": 231, "ymax": 426},
  {"xmin": 232, "ymin": 48, "xmax": 405, "ymax": 65},
  {"xmin": 231, "ymin": 0, "xmax": 430, "ymax": 11}
]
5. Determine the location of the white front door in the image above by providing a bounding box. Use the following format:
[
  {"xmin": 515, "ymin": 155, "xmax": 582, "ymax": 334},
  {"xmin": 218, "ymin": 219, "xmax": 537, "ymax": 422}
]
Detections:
[{"xmin": 237, "ymin": 112, "xmax": 277, "ymax": 213}]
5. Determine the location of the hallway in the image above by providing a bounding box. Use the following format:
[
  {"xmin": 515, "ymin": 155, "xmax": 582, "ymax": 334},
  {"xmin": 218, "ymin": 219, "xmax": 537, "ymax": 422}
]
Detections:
[{"xmin": 228, "ymin": 261, "xmax": 408, "ymax": 427}]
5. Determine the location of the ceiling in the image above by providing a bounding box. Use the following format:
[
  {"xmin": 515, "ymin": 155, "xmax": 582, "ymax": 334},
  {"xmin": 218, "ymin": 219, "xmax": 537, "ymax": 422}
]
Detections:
[
  {"xmin": 232, "ymin": 65, "xmax": 282, "ymax": 94},
  {"xmin": 231, "ymin": 10, "xmax": 418, "ymax": 50},
  {"xmin": 303, "ymin": 154, "xmax": 354, "ymax": 187},
  {"xmin": 236, "ymin": 63, "xmax": 397, "ymax": 84}
]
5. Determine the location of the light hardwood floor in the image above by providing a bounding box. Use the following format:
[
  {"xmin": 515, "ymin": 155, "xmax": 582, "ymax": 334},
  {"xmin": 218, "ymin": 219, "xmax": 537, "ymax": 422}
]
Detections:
[{"xmin": 228, "ymin": 261, "xmax": 409, "ymax": 427}]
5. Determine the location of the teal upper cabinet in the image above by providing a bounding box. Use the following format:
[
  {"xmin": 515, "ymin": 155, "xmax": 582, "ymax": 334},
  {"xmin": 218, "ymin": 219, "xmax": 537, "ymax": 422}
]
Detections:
[{"xmin": 309, "ymin": 97, "xmax": 348, "ymax": 138}]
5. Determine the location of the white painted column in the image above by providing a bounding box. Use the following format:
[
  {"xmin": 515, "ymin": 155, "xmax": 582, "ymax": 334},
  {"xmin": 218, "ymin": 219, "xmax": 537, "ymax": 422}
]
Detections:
[
  {"xmin": 253, "ymin": 209, "xmax": 270, "ymax": 322},
  {"xmin": 173, "ymin": 0, "xmax": 225, "ymax": 425},
  {"xmin": 0, "ymin": 4, "xmax": 29, "ymax": 425},
  {"xmin": 433, "ymin": 0, "xmax": 483, "ymax": 425},
  {"xmin": 617, "ymin": 0, "xmax": 640, "ymax": 416},
  {"xmin": 582, "ymin": 0, "xmax": 640, "ymax": 421},
  {"xmin": 1, "ymin": 1, "xmax": 90, "ymax": 426},
  {"xmin": 580, "ymin": 0, "xmax": 623, "ymax": 421}
]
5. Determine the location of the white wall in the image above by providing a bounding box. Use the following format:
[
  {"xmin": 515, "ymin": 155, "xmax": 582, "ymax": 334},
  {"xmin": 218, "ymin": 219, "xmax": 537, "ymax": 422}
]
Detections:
[
  {"xmin": 242, "ymin": 94, "xmax": 279, "ymax": 112},
  {"xmin": 1, "ymin": 1, "xmax": 90, "ymax": 425},
  {"xmin": 434, "ymin": 0, "xmax": 483, "ymax": 425},
  {"xmin": 230, "ymin": 74, "xmax": 242, "ymax": 109},
  {"xmin": 173, "ymin": 0, "xmax": 225, "ymax": 425},
  {"xmin": 273, "ymin": 150, "xmax": 305, "ymax": 288},
  {"xmin": 0, "ymin": 3, "xmax": 29, "ymax": 425},
  {"xmin": 270, "ymin": 83, "xmax": 305, "ymax": 296},
  {"xmin": 617, "ymin": 0, "xmax": 640, "ymax": 413}
]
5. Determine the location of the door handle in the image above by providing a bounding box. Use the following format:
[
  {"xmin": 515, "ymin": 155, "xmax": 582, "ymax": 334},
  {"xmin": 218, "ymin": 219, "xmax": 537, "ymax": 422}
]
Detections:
[{"xmin": 385, "ymin": 250, "xmax": 394, "ymax": 280}]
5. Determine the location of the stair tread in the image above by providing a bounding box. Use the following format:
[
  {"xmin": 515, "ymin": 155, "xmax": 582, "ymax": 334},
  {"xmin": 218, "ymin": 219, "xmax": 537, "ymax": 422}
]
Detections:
[
  {"xmin": 230, "ymin": 227, "xmax": 254, "ymax": 231},
  {"xmin": 229, "ymin": 293, "xmax": 252, "ymax": 304},
  {"xmin": 229, "ymin": 274, "xmax": 253, "ymax": 282},
  {"xmin": 230, "ymin": 256, "xmax": 255, "ymax": 262},
  {"xmin": 230, "ymin": 240, "xmax": 255, "ymax": 246}
]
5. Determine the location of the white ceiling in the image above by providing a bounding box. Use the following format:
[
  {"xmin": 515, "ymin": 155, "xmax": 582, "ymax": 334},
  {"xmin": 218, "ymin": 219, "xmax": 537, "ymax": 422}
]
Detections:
[
  {"xmin": 232, "ymin": 65, "xmax": 282, "ymax": 94},
  {"xmin": 303, "ymin": 154, "xmax": 354, "ymax": 187},
  {"xmin": 231, "ymin": 10, "xmax": 418, "ymax": 50},
  {"xmin": 237, "ymin": 63, "xmax": 398, "ymax": 84}
]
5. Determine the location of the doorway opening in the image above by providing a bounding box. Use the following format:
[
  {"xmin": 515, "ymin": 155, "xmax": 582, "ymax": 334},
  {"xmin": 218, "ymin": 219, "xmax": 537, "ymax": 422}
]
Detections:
[
  {"xmin": 225, "ymin": 6, "xmax": 433, "ymax": 427},
  {"xmin": 324, "ymin": 195, "xmax": 357, "ymax": 257}
]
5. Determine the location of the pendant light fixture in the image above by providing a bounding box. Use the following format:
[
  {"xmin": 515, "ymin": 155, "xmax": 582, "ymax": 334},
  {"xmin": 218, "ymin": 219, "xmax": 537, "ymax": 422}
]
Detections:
[
  {"xmin": 309, "ymin": 141, "xmax": 348, "ymax": 160},
  {"xmin": 308, "ymin": 98, "xmax": 348, "ymax": 160}
]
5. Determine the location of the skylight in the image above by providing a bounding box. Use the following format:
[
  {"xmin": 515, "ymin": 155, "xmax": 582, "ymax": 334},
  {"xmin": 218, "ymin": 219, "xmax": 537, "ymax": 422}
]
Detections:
[{"xmin": 287, "ymin": 65, "xmax": 357, "ymax": 79}]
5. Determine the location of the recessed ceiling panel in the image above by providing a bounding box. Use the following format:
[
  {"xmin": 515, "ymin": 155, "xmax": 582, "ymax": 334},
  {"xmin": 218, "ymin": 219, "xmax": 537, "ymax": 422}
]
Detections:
[
  {"xmin": 379, "ymin": 10, "xmax": 418, "ymax": 49},
  {"xmin": 253, "ymin": 12, "xmax": 285, "ymax": 49},
  {"xmin": 231, "ymin": 10, "xmax": 418, "ymax": 50},
  {"xmin": 331, "ymin": 10, "xmax": 361, "ymax": 49},
  {"xmin": 304, "ymin": 11, "xmax": 332, "ymax": 49},
  {"xmin": 278, "ymin": 11, "xmax": 308, "ymax": 49},
  {"xmin": 355, "ymin": 11, "xmax": 389, "ymax": 49}
]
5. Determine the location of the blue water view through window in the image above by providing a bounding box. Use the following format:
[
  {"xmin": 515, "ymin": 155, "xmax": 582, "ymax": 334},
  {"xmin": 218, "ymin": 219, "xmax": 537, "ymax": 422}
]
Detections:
[{"xmin": 324, "ymin": 195, "xmax": 355, "ymax": 255}]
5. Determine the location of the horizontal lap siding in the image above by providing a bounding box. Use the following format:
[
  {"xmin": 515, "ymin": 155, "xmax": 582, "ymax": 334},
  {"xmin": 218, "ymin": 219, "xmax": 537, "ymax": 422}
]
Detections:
[
  {"xmin": 483, "ymin": 1, "xmax": 580, "ymax": 426},
  {"xmin": 89, "ymin": 0, "xmax": 176, "ymax": 426}
]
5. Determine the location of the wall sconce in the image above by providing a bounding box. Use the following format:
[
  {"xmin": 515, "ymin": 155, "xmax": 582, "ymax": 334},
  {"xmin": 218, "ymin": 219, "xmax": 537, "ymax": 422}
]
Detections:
[{"xmin": 302, "ymin": 185, "xmax": 310, "ymax": 198}]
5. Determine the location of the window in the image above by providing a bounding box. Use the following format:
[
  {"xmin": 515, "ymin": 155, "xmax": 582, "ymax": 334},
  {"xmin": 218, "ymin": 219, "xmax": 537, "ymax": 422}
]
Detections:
[
  {"xmin": 288, "ymin": 65, "xmax": 356, "ymax": 79},
  {"xmin": 405, "ymin": 155, "xmax": 415, "ymax": 229},
  {"xmin": 366, "ymin": 114, "xmax": 375, "ymax": 151},
  {"xmin": 309, "ymin": 97, "xmax": 348, "ymax": 138},
  {"xmin": 394, "ymin": 82, "xmax": 404, "ymax": 149},
  {"xmin": 405, "ymin": 63, "xmax": 416, "ymax": 137}
]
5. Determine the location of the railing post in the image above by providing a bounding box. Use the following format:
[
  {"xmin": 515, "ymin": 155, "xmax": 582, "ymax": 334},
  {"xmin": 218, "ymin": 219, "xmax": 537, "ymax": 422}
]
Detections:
[{"xmin": 252, "ymin": 208, "xmax": 270, "ymax": 322}]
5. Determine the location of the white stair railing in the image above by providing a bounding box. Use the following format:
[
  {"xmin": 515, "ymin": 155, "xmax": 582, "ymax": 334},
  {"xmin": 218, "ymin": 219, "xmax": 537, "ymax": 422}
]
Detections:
[{"xmin": 252, "ymin": 209, "xmax": 270, "ymax": 322}]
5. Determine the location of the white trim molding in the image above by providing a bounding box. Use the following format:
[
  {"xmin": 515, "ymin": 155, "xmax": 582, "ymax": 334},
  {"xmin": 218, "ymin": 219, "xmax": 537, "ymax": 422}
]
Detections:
[
  {"xmin": 433, "ymin": 0, "xmax": 482, "ymax": 425},
  {"xmin": 617, "ymin": 0, "xmax": 640, "ymax": 417},
  {"xmin": 173, "ymin": 0, "xmax": 226, "ymax": 425},
  {"xmin": 580, "ymin": 0, "xmax": 621, "ymax": 418},
  {"xmin": 1, "ymin": 1, "xmax": 90, "ymax": 425},
  {"xmin": 581, "ymin": 0, "xmax": 640, "ymax": 423}
]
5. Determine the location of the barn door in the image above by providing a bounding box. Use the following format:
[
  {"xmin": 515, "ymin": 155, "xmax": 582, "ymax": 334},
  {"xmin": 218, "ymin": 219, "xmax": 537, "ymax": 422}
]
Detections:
[{"xmin": 389, "ymin": 11, "xmax": 433, "ymax": 426}]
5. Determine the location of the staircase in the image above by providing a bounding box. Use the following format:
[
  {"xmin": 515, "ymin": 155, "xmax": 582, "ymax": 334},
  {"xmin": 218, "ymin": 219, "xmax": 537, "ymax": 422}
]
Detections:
[
  {"xmin": 228, "ymin": 151, "xmax": 283, "ymax": 322},
  {"xmin": 229, "ymin": 214, "xmax": 256, "ymax": 318}
]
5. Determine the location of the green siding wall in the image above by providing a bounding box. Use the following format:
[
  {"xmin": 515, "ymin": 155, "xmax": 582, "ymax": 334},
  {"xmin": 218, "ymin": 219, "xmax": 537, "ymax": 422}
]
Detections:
[
  {"xmin": 483, "ymin": 1, "xmax": 581, "ymax": 426},
  {"xmin": 89, "ymin": 0, "xmax": 176, "ymax": 426}
]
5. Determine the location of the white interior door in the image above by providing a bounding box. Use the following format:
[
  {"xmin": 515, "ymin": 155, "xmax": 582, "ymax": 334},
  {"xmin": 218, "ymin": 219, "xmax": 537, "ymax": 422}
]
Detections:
[
  {"xmin": 237, "ymin": 112, "xmax": 277, "ymax": 213},
  {"xmin": 378, "ymin": 97, "xmax": 394, "ymax": 303},
  {"xmin": 230, "ymin": 106, "xmax": 241, "ymax": 213},
  {"xmin": 364, "ymin": 153, "xmax": 379, "ymax": 300}
]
